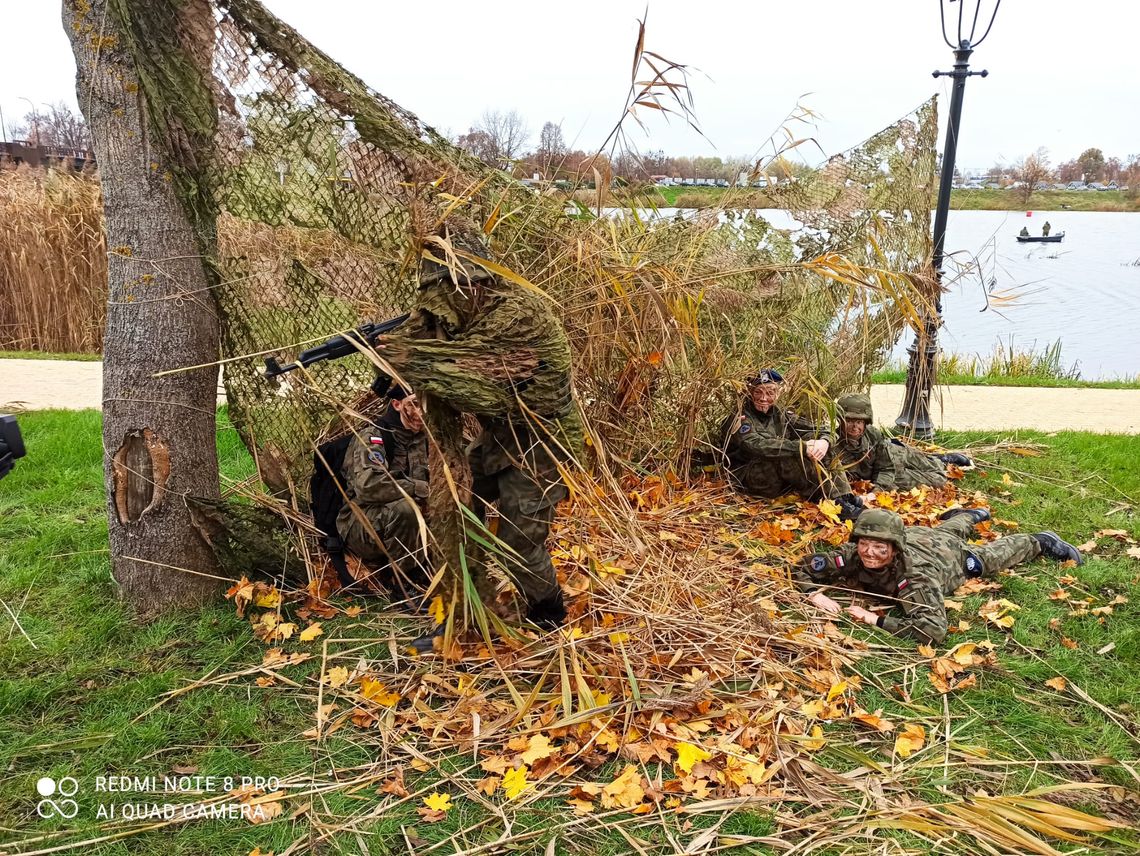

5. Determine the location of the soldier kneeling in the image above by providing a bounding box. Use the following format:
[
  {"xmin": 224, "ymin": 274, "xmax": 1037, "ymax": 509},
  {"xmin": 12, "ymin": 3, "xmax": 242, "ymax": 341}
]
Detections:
[
  {"xmin": 796, "ymin": 508, "xmax": 1082, "ymax": 644},
  {"xmin": 335, "ymin": 385, "xmax": 432, "ymax": 595},
  {"xmin": 835, "ymin": 393, "xmax": 971, "ymax": 492}
]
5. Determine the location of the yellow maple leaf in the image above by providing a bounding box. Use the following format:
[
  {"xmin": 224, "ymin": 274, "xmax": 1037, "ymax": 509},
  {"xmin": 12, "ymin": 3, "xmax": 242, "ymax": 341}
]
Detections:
[
  {"xmin": 520, "ymin": 734, "xmax": 556, "ymax": 765},
  {"xmin": 274, "ymin": 622, "xmax": 296, "ymax": 640},
  {"xmin": 501, "ymin": 765, "xmax": 530, "ymax": 800},
  {"xmin": 325, "ymin": 666, "xmax": 349, "ymax": 687},
  {"xmin": 422, "ymin": 792, "xmax": 452, "ymax": 812},
  {"xmin": 428, "ymin": 595, "xmax": 445, "ymax": 625},
  {"xmin": 826, "ymin": 680, "xmax": 847, "ymax": 701},
  {"xmin": 359, "ymin": 677, "xmax": 400, "ymax": 707},
  {"xmin": 299, "ymin": 623, "xmax": 323, "ymax": 642},
  {"xmin": 894, "ymin": 723, "xmax": 926, "ymax": 758},
  {"xmin": 802, "ymin": 725, "xmax": 826, "ymax": 751},
  {"xmin": 253, "ymin": 587, "xmax": 280, "ymax": 608},
  {"xmin": 608, "ymin": 631, "xmax": 631, "ymax": 645},
  {"xmin": 876, "ymin": 493, "xmax": 896, "ymax": 510},
  {"xmin": 818, "ymin": 499, "xmax": 842, "ymax": 523},
  {"xmin": 600, "ymin": 764, "xmax": 644, "ymax": 809},
  {"xmin": 800, "ymin": 699, "xmax": 826, "ymax": 718},
  {"xmin": 1044, "ymin": 676, "xmax": 1068, "ymax": 692},
  {"xmin": 674, "ymin": 741, "xmax": 712, "ymax": 773}
]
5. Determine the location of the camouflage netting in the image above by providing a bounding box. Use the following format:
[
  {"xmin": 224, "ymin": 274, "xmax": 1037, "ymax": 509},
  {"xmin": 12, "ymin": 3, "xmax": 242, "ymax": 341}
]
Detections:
[{"xmin": 183, "ymin": 0, "xmax": 936, "ymax": 491}]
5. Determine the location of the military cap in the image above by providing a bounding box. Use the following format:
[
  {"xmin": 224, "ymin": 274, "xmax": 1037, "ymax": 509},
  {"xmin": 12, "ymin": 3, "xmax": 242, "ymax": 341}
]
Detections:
[{"xmin": 745, "ymin": 368, "xmax": 784, "ymax": 386}]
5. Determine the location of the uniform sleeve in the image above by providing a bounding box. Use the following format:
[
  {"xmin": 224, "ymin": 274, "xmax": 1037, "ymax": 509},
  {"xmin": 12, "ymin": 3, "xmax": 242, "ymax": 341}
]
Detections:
[
  {"xmin": 793, "ymin": 544, "xmax": 858, "ymax": 590},
  {"xmin": 344, "ymin": 436, "xmax": 420, "ymax": 507},
  {"xmin": 870, "ymin": 437, "xmax": 896, "ymax": 491},
  {"xmin": 726, "ymin": 419, "xmax": 804, "ymax": 459},
  {"xmin": 878, "ymin": 570, "xmax": 948, "ymax": 643}
]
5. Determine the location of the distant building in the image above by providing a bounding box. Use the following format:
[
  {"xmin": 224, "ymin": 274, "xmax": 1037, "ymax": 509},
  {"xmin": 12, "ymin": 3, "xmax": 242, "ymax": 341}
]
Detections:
[{"xmin": 0, "ymin": 141, "xmax": 95, "ymax": 170}]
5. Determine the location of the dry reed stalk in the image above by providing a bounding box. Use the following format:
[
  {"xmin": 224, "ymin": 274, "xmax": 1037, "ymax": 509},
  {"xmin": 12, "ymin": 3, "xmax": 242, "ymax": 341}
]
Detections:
[{"xmin": 0, "ymin": 165, "xmax": 106, "ymax": 352}]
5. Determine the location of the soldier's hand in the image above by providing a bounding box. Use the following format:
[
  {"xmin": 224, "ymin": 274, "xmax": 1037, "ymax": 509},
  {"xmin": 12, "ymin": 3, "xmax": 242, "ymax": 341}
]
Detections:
[
  {"xmin": 846, "ymin": 604, "xmax": 880, "ymax": 626},
  {"xmin": 808, "ymin": 591, "xmax": 841, "ymax": 615},
  {"xmin": 804, "ymin": 439, "xmax": 830, "ymax": 461}
]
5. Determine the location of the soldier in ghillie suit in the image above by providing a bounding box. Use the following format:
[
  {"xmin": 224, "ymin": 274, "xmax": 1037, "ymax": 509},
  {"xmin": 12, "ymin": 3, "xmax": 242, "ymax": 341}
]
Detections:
[
  {"xmin": 835, "ymin": 393, "xmax": 971, "ymax": 492},
  {"xmin": 336, "ymin": 385, "xmax": 431, "ymax": 592},
  {"xmin": 375, "ymin": 219, "xmax": 579, "ymax": 627},
  {"xmin": 795, "ymin": 508, "xmax": 1083, "ymax": 644},
  {"xmin": 719, "ymin": 369, "xmax": 864, "ymax": 521}
]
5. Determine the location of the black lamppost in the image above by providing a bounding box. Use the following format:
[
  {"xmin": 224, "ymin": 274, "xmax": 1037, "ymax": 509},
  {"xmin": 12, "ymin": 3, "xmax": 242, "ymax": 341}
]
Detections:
[{"xmin": 895, "ymin": 0, "xmax": 1001, "ymax": 437}]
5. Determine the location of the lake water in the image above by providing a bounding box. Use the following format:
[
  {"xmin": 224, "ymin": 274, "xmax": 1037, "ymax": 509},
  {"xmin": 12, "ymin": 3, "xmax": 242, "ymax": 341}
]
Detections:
[
  {"xmin": 644, "ymin": 208, "xmax": 1140, "ymax": 380},
  {"xmin": 909, "ymin": 210, "xmax": 1140, "ymax": 380}
]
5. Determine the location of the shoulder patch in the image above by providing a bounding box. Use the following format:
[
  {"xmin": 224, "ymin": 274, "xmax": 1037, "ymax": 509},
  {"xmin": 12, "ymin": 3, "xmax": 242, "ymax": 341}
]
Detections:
[
  {"xmin": 834, "ymin": 555, "xmax": 845, "ymax": 569},
  {"xmin": 810, "ymin": 555, "xmax": 827, "ymax": 572},
  {"xmin": 367, "ymin": 448, "xmax": 387, "ymax": 467},
  {"xmin": 738, "ymin": 423, "xmax": 752, "ymax": 434},
  {"xmin": 897, "ymin": 578, "xmax": 909, "ymax": 591}
]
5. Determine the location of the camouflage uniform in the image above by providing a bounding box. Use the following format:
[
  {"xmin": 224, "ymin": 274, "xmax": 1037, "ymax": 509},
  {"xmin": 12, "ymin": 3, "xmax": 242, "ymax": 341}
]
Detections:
[
  {"xmin": 795, "ymin": 509, "xmax": 1041, "ymax": 643},
  {"xmin": 336, "ymin": 405, "xmax": 431, "ymax": 588},
  {"xmin": 836, "ymin": 394, "xmax": 948, "ymax": 491},
  {"xmin": 378, "ymin": 222, "xmax": 579, "ymax": 622},
  {"xmin": 719, "ymin": 400, "xmax": 852, "ymax": 500}
]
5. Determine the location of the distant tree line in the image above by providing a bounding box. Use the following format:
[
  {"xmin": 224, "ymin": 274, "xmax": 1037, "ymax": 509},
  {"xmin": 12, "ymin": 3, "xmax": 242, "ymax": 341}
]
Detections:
[{"xmin": 5, "ymin": 102, "xmax": 91, "ymax": 150}]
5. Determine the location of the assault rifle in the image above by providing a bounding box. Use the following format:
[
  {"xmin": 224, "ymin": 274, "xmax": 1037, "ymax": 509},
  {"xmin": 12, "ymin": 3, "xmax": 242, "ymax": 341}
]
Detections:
[
  {"xmin": 0, "ymin": 415, "xmax": 26, "ymax": 481},
  {"xmin": 263, "ymin": 313, "xmax": 410, "ymax": 379}
]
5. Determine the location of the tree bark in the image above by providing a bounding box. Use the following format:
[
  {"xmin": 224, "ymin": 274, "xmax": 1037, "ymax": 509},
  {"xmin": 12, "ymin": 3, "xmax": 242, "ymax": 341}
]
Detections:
[{"xmin": 64, "ymin": 0, "xmax": 222, "ymax": 617}]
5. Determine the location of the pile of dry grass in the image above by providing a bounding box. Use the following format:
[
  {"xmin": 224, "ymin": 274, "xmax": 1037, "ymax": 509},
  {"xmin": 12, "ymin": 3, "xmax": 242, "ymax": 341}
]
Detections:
[{"xmin": 0, "ymin": 165, "xmax": 105, "ymax": 353}]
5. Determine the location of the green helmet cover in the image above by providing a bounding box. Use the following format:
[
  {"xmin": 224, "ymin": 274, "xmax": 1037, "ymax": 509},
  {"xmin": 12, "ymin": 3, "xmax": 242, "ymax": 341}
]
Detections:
[
  {"xmin": 837, "ymin": 393, "xmax": 873, "ymax": 422},
  {"xmin": 851, "ymin": 508, "xmax": 906, "ymax": 551}
]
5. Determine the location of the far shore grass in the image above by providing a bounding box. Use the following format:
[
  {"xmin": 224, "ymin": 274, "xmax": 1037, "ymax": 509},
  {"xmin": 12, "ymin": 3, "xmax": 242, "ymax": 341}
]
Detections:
[{"xmin": 645, "ymin": 185, "xmax": 1139, "ymax": 212}]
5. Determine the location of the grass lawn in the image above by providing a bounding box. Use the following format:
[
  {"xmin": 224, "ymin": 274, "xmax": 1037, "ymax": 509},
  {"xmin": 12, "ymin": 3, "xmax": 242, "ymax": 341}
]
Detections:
[
  {"xmin": 870, "ymin": 369, "xmax": 1140, "ymax": 390},
  {"xmin": 1, "ymin": 411, "xmax": 1137, "ymax": 854},
  {"xmin": 0, "ymin": 350, "xmax": 101, "ymax": 362}
]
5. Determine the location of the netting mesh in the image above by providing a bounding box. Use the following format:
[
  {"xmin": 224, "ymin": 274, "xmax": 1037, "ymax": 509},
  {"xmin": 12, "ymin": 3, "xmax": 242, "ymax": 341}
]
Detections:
[{"xmin": 196, "ymin": 0, "xmax": 937, "ymax": 491}]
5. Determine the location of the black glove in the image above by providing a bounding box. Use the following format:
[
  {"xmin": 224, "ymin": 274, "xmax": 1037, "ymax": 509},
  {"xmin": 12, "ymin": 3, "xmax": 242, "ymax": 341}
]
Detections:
[{"xmin": 836, "ymin": 493, "xmax": 865, "ymax": 522}]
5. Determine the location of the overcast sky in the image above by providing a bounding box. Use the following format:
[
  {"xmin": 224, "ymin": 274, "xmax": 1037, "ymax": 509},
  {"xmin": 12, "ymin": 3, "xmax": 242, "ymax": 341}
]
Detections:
[{"xmin": 2, "ymin": 1, "xmax": 1136, "ymax": 171}]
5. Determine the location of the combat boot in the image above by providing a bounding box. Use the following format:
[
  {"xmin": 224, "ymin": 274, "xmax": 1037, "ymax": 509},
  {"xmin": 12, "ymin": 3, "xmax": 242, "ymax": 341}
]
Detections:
[
  {"xmin": 1033, "ymin": 531, "xmax": 1083, "ymax": 566},
  {"xmin": 836, "ymin": 494, "xmax": 864, "ymax": 522},
  {"xmin": 938, "ymin": 452, "xmax": 974, "ymax": 469},
  {"xmin": 526, "ymin": 590, "xmax": 567, "ymax": 630},
  {"xmin": 939, "ymin": 506, "xmax": 991, "ymax": 525}
]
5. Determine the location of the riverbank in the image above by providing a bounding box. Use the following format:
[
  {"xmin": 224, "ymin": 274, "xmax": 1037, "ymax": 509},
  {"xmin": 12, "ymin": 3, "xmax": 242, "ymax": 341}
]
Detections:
[
  {"xmin": 4, "ymin": 357, "xmax": 1138, "ymax": 433},
  {"xmin": 645, "ymin": 185, "xmax": 1139, "ymax": 212}
]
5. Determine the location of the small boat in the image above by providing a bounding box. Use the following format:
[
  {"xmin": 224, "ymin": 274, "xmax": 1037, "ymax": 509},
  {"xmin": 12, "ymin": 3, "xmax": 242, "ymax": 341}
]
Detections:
[{"xmin": 1016, "ymin": 232, "xmax": 1065, "ymax": 243}]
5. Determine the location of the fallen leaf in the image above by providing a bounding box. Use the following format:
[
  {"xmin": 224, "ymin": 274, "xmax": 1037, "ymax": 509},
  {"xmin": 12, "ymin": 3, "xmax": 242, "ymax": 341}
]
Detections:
[
  {"xmin": 851, "ymin": 709, "xmax": 896, "ymax": 732},
  {"xmin": 1048, "ymin": 589, "xmax": 1069, "ymax": 601},
  {"xmin": 802, "ymin": 725, "xmax": 826, "ymax": 751},
  {"xmin": 894, "ymin": 724, "xmax": 926, "ymax": 759},
  {"xmin": 422, "ymin": 792, "xmax": 452, "ymax": 812},
  {"xmin": 429, "ymin": 595, "xmax": 445, "ymax": 625},
  {"xmin": 501, "ymin": 765, "xmax": 530, "ymax": 800},
  {"xmin": 674, "ymin": 742, "xmax": 712, "ymax": 773},
  {"xmin": 1097, "ymin": 642, "xmax": 1116, "ymax": 656},
  {"xmin": 255, "ymin": 676, "xmax": 276, "ymax": 688},
  {"xmin": 1077, "ymin": 540, "xmax": 1098, "ymax": 553},
  {"xmin": 343, "ymin": 605, "xmax": 363, "ymax": 617},
  {"xmin": 818, "ymin": 499, "xmax": 842, "ymax": 524},
  {"xmin": 601, "ymin": 764, "xmax": 644, "ymax": 809},
  {"xmin": 359, "ymin": 677, "xmax": 400, "ymax": 707},
  {"xmin": 520, "ymin": 734, "xmax": 556, "ymax": 765},
  {"xmin": 476, "ymin": 776, "xmax": 500, "ymax": 796},
  {"xmin": 1061, "ymin": 636, "xmax": 1079, "ymax": 650},
  {"xmin": 917, "ymin": 644, "xmax": 936, "ymax": 658},
  {"xmin": 325, "ymin": 666, "xmax": 349, "ymax": 688},
  {"xmin": 299, "ymin": 623, "xmax": 323, "ymax": 642},
  {"xmin": 1127, "ymin": 546, "xmax": 1140, "ymax": 560},
  {"xmin": 1044, "ymin": 676, "xmax": 1068, "ymax": 692}
]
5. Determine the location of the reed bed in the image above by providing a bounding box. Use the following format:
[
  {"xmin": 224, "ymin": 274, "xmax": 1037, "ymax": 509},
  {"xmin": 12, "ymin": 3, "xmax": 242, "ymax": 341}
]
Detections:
[{"xmin": 0, "ymin": 165, "xmax": 106, "ymax": 353}]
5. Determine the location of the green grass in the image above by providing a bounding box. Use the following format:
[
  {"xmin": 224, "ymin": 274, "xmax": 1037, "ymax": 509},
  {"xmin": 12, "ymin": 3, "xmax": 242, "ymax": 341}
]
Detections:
[
  {"xmin": 871, "ymin": 369, "xmax": 1140, "ymax": 389},
  {"xmin": 0, "ymin": 350, "xmax": 101, "ymax": 361},
  {"xmin": 1, "ymin": 412, "xmax": 1137, "ymax": 854},
  {"xmin": 630, "ymin": 185, "xmax": 1139, "ymax": 212}
]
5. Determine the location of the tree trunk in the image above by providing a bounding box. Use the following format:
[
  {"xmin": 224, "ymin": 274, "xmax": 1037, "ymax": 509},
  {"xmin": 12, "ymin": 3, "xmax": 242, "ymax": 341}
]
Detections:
[{"xmin": 64, "ymin": 0, "xmax": 222, "ymax": 617}]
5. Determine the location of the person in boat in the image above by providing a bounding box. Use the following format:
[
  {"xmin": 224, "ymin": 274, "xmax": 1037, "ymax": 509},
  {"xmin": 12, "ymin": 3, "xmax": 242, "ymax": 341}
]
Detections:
[
  {"xmin": 1019, "ymin": 226, "xmax": 1030, "ymax": 237},
  {"xmin": 1042, "ymin": 221, "xmax": 1052, "ymax": 236},
  {"xmin": 834, "ymin": 393, "xmax": 972, "ymax": 492}
]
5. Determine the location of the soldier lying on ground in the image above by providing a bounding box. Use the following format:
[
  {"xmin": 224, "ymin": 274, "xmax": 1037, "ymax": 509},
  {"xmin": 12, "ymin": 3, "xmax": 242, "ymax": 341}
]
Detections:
[
  {"xmin": 796, "ymin": 508, "xmax": 1083, "ymax": 644},
  {"xmin": 719, "ymin": 369, "xmax": 864, "ymax": 521},
  {"xmin": 336, "ymin": 385, "xmax": 432, "ymax": 593},
  {"xmin": 373, "ymin": 218, "xmax": 579, "ymax": 628},
  {"xmin": 835, "ymin": 393, "xmax": 971, "ymax": 492}
]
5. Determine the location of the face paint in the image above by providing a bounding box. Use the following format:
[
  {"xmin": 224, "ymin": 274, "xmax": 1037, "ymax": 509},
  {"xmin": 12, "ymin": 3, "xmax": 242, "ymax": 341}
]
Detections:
[{"xmin": 857, "ymin": 537, "xmax": 895, "ymax": 569}]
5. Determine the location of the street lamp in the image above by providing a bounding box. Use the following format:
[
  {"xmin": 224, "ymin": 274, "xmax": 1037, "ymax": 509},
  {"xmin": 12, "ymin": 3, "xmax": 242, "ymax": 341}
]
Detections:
[{"xmin": 895, "ymin": 0, "xmax": 1001, "ymax": 438}]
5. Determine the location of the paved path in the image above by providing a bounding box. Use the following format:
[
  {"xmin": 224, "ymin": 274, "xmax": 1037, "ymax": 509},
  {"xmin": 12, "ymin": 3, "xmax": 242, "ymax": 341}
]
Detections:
[{"xmin": 2, "ymin": 358, "xmax": 1138, "ymax": 433}]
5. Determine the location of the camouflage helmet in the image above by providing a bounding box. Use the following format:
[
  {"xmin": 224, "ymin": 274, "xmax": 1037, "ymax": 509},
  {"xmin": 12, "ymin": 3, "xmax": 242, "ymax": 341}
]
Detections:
[
  {"xmin": 837, "ymin": 393, "xmax": 873, "ymax": 422},
  {"xmin": 851, "ymin": 508, "xmax": 906, "ymax": 551},
  {"xmin": 419, "ymin": 219, "xmax": 496, "ymax": 288}
]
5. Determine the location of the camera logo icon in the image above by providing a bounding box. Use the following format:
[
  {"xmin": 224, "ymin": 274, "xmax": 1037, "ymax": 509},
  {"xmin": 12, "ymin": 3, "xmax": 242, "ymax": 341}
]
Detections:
[{"xmin": 36, "ymin": 777, "xmax": 79, "ymax": 819}]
